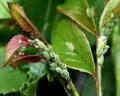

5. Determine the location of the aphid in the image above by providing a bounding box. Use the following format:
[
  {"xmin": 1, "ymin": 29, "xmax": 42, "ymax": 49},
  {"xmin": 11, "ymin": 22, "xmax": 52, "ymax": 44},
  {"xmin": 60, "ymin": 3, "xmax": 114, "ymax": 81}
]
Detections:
[
  {"xmin": 60, "ymin": 63, "xmax": 67, "ymax": 69},
  {"xmin": 86, "ymin": 7, "xmax": 95, "ymax": 18},
  {"xmin": 98, "ymin": 36, "xmax": 107, "ymax": 43},
  {"xmin": 67, "ymin": 85, "xmax": 71, "ymax": 90},
  {"xmin": 103, "ymin": 45, "xmax": 109, "ymax": 54},
  {"xmin": 50, "ymin": 52, "xmax": 55, "ymax": 58},
  {"xmin": 104, "ymin": 28, "xmax": 110, "ymax": 36},
  {"xmin": 48, "ymin": 45, "xmax": 54, "ymax": 52},
  {"xmin": 43, "ymin": 51, "xmax": 50, "ymax": 60},
  {"xmin": 109, "ymin": 22, "xmax": 115, "ymax": 28},
  {"xmin": 35, "ymin": 45, "xmax": 39, "ymax": 49},
  {"xmin": 97, "ymin": 48, "xmax": 103, "ymax": 57},
  {"xmin": 86, "ymin": 8, "xmax": 91, "ymax": 18},
  {"xmin": 101, "ymin": 27, "xmax": 105, "ymax": 35},
  {"xmin": 37, "ymin": 41, "xmax": 45, "ymax": 49},
  {"xmin": 62, "ymin": 70, "xmax": 70, "ymax": 79},
  {"xmin": 54, "ymin": 54, "xmax": 60, "ymax": 63},
  {"xmin": 50, "ymin": 63, "xmax": 57, "ymax": 69},
  {"xmin": 98, "ymin": 55, "xmax": 104, "ymax": 65},
  {"xmin": 65, "ymin": 42, "xmax": 75, "ymax": 51},
  {"xmin": 56, "ymin": 67, "xmax": 62, "ymax": 74},
  {"xmin": 98, "ymin": 40, "xmax": 107, "ymax": 50}
]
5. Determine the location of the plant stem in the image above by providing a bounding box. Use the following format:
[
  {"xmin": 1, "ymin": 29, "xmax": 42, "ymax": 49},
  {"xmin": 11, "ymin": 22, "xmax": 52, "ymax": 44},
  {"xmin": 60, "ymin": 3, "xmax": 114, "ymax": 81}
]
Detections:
[
  {"xmin": 96, "ymin": 36, "xmax": 103, "ymax": 96},
  {"xmin": 67, "ymin": 79, "xmax": 79, "ymax": 96},
  {"xmin": 97, "ymin": 62, "xmax": 102, "ymax": 96},
  {"xmin": 58, "ymin": 77, "xmax": 79, "ymax": 96}
]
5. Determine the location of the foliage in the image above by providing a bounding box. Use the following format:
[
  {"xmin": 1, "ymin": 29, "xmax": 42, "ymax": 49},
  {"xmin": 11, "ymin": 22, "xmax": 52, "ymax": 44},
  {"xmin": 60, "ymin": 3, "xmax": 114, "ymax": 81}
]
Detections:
[{"xmin": 0, "ymin": 0, "xmax": 120, "ymax": 96}]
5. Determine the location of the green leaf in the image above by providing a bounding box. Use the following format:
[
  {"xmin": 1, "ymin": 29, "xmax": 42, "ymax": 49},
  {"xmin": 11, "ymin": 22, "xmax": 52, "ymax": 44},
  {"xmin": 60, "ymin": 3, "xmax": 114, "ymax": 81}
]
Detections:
[
  {"xmin": 21, "ymin": 62, "xmax": 47, "ymax": 96},
  {"xmin": 112, "ymin": 24, "xmax": 120, "ymax": 96},
  {"xmin": 100, "ymin": 0, "xmax": 120, "ymax": 28},
  {"xmin": 87, "ymin": 0, "xmax": 105, "ymax": 29},
  {"xmin": 0, "ymin": 47, "xmax": 28, "ymax": 95},
  {"xmin": 52, "ymin": 19, "xmax": 95, "ymax": 75},
  {"xmin": 57, "ymin": 0, "xmax": 97, "ymax": 36},
  {"xmin": 0, "ymin": 0, "xmax": 21, "ymax": 19},
  {"xmin": 8, "ymin": 2, "xmax": 47, "ymax": 44}
]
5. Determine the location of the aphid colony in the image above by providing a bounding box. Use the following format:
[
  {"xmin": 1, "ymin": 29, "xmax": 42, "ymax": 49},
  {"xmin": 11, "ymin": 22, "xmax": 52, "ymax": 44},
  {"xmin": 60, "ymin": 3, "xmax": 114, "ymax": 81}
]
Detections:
[{"xmin": 97, "ymin": 13, "xmax": 119, "ymax": 65}]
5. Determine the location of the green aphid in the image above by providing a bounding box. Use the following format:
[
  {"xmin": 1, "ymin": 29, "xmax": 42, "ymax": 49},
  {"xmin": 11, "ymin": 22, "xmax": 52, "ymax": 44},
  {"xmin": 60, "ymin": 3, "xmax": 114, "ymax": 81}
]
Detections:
[
  {"xmin": 62, "ymin": 70, "xmax": 70, "ymax": 79},
  {"xmin": 103, "ymin": 45, "xmax": 109, "ymax": 55},
  {"xmin": 35, "ymin": 39, "xmax": 45, "ymax": 49},
  {"xmin": 97, "ymin": 48, "xmax": 102, "ymax": 57},
  {"xmin": 60, "ymin": 63, "xmax": 67, "ymax": 69},
  {"xmin": 48, "ymin": 45, "xmax": 54, "ymax": 52},
  {"xmin": 106, "ymin": 17, "xmax": 113, "ymax": 23},
  {"xmin": 101, "ymin": 27, "xmax": 105, "ymax": 35},
  {"xmin": 55, "ymin": 54, "xmax": 60, "ymax": 63},
  {"xmin": 56, "ymin": 67, "xmax": 62, "ymax": 74},
  {"xmin": 44, "ymin": 51, "xmax": 50, "ymax": 60},
  {"xmin": 114, "ymin": 18, "xmax": 119, "ymax": 22},
  {"xmin": 50, "ymin": 52, "xmax": 55, "ymax": 58},
  {"xmin": 104, "ymin": 28, "xmax": 110, "ymax": 36},
  {"xmin": 98, "ymin": 40, "xmax": 107, "ymax": 50},
  {"xmin": 86, "ymin": 8, "xmax": 91, "ymax": 18},
  {"xmin": 50, "ymin": 63, "xmax": 57, "ymax": 69},
  {"xmin": 67, "ymin": 85, "xmax": 71, "ymax": 90},
  {"xmin": 98, "ymin": 55, "xmax": 104, "ymax": 65},
  {"xmin": 65, "ymin": 42, "xmax": 75, "ymax": 51},
  {"xmin": 99, "ymin": 36, "xmax": 107, "ymax": 43},
  {"xmin": 109, "ymin": 22, "xmax": 115, "ymax": 28},
  {"xmin": 44, "ymin": 47, "xmax": 49, "ymax": 51},
  {"xmin": 35, "ymin": 45, "xmax": 39, "ymax": 49}
]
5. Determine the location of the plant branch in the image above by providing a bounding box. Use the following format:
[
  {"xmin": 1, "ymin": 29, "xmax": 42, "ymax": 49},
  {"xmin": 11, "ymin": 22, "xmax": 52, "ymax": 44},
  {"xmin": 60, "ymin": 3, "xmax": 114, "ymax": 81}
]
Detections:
[
  {"xmin": 58, "ymin": 77, "xmax": 79, "ymax": 96},
  {"xmin": 96, "ymin": 36, "xmax": 102, "ymax": 96},
  {"xmin": 34, "ymin": 39, "xmax": 79, "ymax": 96}
]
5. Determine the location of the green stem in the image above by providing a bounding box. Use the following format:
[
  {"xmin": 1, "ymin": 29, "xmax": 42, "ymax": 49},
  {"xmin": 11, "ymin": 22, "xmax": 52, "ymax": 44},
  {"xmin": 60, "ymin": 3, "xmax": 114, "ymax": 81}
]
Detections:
[
  {"xmin": 67, "ymin": 79, "xmax": 79, "ymax": 96},
  {"xmin": 98, "ymin": 64, "xmax": 102, "ymax": 96},
  {"xmin": 96, "ymin": 36, "xmax": 103, "ymax": 96},
  {"xmin": 59, "ymin": 77, "xmax": 79, "ymax": 96}
]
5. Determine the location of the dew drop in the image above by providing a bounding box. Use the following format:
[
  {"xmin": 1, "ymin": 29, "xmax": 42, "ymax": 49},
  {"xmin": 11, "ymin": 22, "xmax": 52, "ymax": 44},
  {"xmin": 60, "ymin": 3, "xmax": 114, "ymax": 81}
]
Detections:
[
  {"xmin": 19, "ymin": 52, "xmax": 24, "ymax": 55},
  {"xmin": 18, "ymin": 39, "xmax": 22, "ymax": 44}
]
